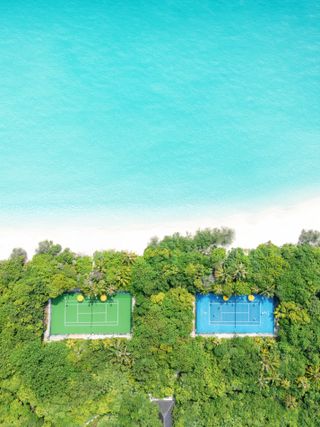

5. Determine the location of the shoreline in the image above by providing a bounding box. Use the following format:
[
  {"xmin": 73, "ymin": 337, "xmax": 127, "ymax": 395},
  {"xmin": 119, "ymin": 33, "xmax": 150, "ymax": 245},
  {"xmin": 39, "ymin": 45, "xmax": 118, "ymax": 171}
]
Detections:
[{"xmin": 0, "ymin": 195, "xmax": 319, "ymax": 260}]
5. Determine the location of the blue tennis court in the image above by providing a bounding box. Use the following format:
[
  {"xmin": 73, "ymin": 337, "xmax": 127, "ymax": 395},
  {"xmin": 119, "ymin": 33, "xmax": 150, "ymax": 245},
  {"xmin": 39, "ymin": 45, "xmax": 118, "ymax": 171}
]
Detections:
[{"xmin": 196, "ymin": 294, "xmax": 275, "ymax": 335}]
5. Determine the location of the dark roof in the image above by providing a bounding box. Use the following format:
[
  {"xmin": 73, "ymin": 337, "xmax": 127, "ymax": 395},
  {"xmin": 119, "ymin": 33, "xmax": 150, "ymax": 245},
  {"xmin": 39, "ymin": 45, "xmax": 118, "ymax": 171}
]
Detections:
[{"xmin": 152, "ymin": 399, "xmax": 174, "ymax": 427}]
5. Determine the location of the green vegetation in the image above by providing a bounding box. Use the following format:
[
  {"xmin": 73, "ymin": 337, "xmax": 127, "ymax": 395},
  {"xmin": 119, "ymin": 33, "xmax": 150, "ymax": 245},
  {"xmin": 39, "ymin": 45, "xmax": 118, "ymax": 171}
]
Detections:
[
  {"xmin": 299, "ymin": 229, "xmax": 320, "ymax": 247},
  {"xmin": 0, "ymin": 229, "xmax": 320, "ymax": 426}
]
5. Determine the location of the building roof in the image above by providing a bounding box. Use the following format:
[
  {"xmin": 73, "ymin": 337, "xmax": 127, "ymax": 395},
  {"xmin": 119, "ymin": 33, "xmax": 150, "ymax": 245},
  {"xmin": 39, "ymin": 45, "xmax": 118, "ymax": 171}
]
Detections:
[{"xmin": 152, "ymin": 399, "xmax": 174, "ymax": 427}]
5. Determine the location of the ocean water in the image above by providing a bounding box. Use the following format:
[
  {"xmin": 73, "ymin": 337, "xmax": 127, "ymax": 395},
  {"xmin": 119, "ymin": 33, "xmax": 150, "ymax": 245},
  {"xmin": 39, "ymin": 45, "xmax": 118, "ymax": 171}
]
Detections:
[{"xmin": 0, "ymin": 0, "xmax": 319, "ymax": 221}]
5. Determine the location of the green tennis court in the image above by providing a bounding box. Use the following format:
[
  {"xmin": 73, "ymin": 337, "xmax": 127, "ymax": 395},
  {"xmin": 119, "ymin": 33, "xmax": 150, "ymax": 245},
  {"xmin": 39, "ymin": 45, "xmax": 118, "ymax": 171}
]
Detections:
[{"xmin": 50, "ymin": 292, "xmax": 132, "ymax": 335}]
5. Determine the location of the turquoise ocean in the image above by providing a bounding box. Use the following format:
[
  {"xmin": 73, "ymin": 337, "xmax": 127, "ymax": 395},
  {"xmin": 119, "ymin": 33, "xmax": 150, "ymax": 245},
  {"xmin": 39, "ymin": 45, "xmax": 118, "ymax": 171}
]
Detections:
[{"xmin": 0, "ymin": 0, "xmax": 319, "ymax": 223}]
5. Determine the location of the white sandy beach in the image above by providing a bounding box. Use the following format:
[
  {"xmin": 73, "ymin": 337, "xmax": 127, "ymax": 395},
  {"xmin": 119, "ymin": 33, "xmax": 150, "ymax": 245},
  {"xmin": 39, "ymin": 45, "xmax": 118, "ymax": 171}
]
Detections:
[{"xmin": 0, "ymin": 195, "xmax": 319, "ymax": 260}]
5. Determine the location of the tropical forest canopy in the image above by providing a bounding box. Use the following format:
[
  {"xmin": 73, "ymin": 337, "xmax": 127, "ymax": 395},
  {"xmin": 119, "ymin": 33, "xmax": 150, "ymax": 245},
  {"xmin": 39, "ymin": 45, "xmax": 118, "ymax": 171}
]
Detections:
[{"xmin": 0, "ymin": 228, "xmax": 320, "ymax": 426}]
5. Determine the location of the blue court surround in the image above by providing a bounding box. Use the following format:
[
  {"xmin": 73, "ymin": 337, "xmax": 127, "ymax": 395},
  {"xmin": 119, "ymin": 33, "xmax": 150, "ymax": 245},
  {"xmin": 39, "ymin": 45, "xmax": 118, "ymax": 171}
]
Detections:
[{"xmin": 196, "ymin": 294, "xmax": 275, "ymax": 335}]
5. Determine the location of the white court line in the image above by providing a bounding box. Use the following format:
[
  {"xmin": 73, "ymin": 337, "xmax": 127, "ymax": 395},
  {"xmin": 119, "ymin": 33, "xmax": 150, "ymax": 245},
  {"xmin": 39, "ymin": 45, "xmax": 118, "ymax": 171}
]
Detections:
[
  {"xmin": 64, "ymin": 298, "xmax": 66, "ymax": 326},
  {"xmin": 65, "ymin": 301, "xmax": 120, "ymax": 326},
  {"xmin": 209, "ymin": 322, "xmax": 260, "ymax": 325},
  {"xmin": 78, "ymin": 310, "xmax": 106, "ymax": 315},
  {"xmin": 64, "ymin": 323, "xmax": 119, "ymax": 326},
  {"xmin": 209, "ymin": 302, "xmax": 261, "ymax": 325},
  {"xmin": 105, "ymin": 301, "xmax": 119, "ymax": 325},
  {"xmin": 64, "ymin": 302, "xmax": 105, "ymax": 306}
]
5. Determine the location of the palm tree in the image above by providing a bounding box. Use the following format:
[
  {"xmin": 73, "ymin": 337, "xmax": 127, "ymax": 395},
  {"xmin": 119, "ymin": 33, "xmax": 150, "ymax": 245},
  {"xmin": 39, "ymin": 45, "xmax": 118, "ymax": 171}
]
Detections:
[
  {"xmin": 214, "ymin": 266, "xmax": 232, "ymax": 284},
  {"xmin": 232, "ymin": 262, "xmax": 247, "ymax": 281},
  {"xmin": 284, "ymin": 395, "xmax": 298, "ymax": 409},
  {"xmin": 122, "ymin": 251, "xmax": 137, "ymax": 265},
  {"xmin": 106, "ymin": 284, "xmax": 117, "ymax": 296},
  {"xmin": 108, "ymin": 341, "xmax": 132, "ymax": 367},
  {"xmin": 260, "ymin": 285, "xmax": 276, "ymax": 298},
  {"xmin": 306, "ymin": 365, "xmax": 320, "ymax": 383},
  {"xmin": 296, "ymin": 376, "xmax": 310, "ymax": 392},
  {"xmin": 260, "ymin": 348, "xmax": 280, "ymax": 385}
]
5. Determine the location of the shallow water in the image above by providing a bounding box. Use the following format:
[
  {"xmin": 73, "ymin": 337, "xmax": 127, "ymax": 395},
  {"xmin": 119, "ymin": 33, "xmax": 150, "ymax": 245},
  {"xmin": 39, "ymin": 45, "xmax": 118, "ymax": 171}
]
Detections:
[{"xmin": 0, "ymin": 0, "xmax": 319, "ymax": 219}]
